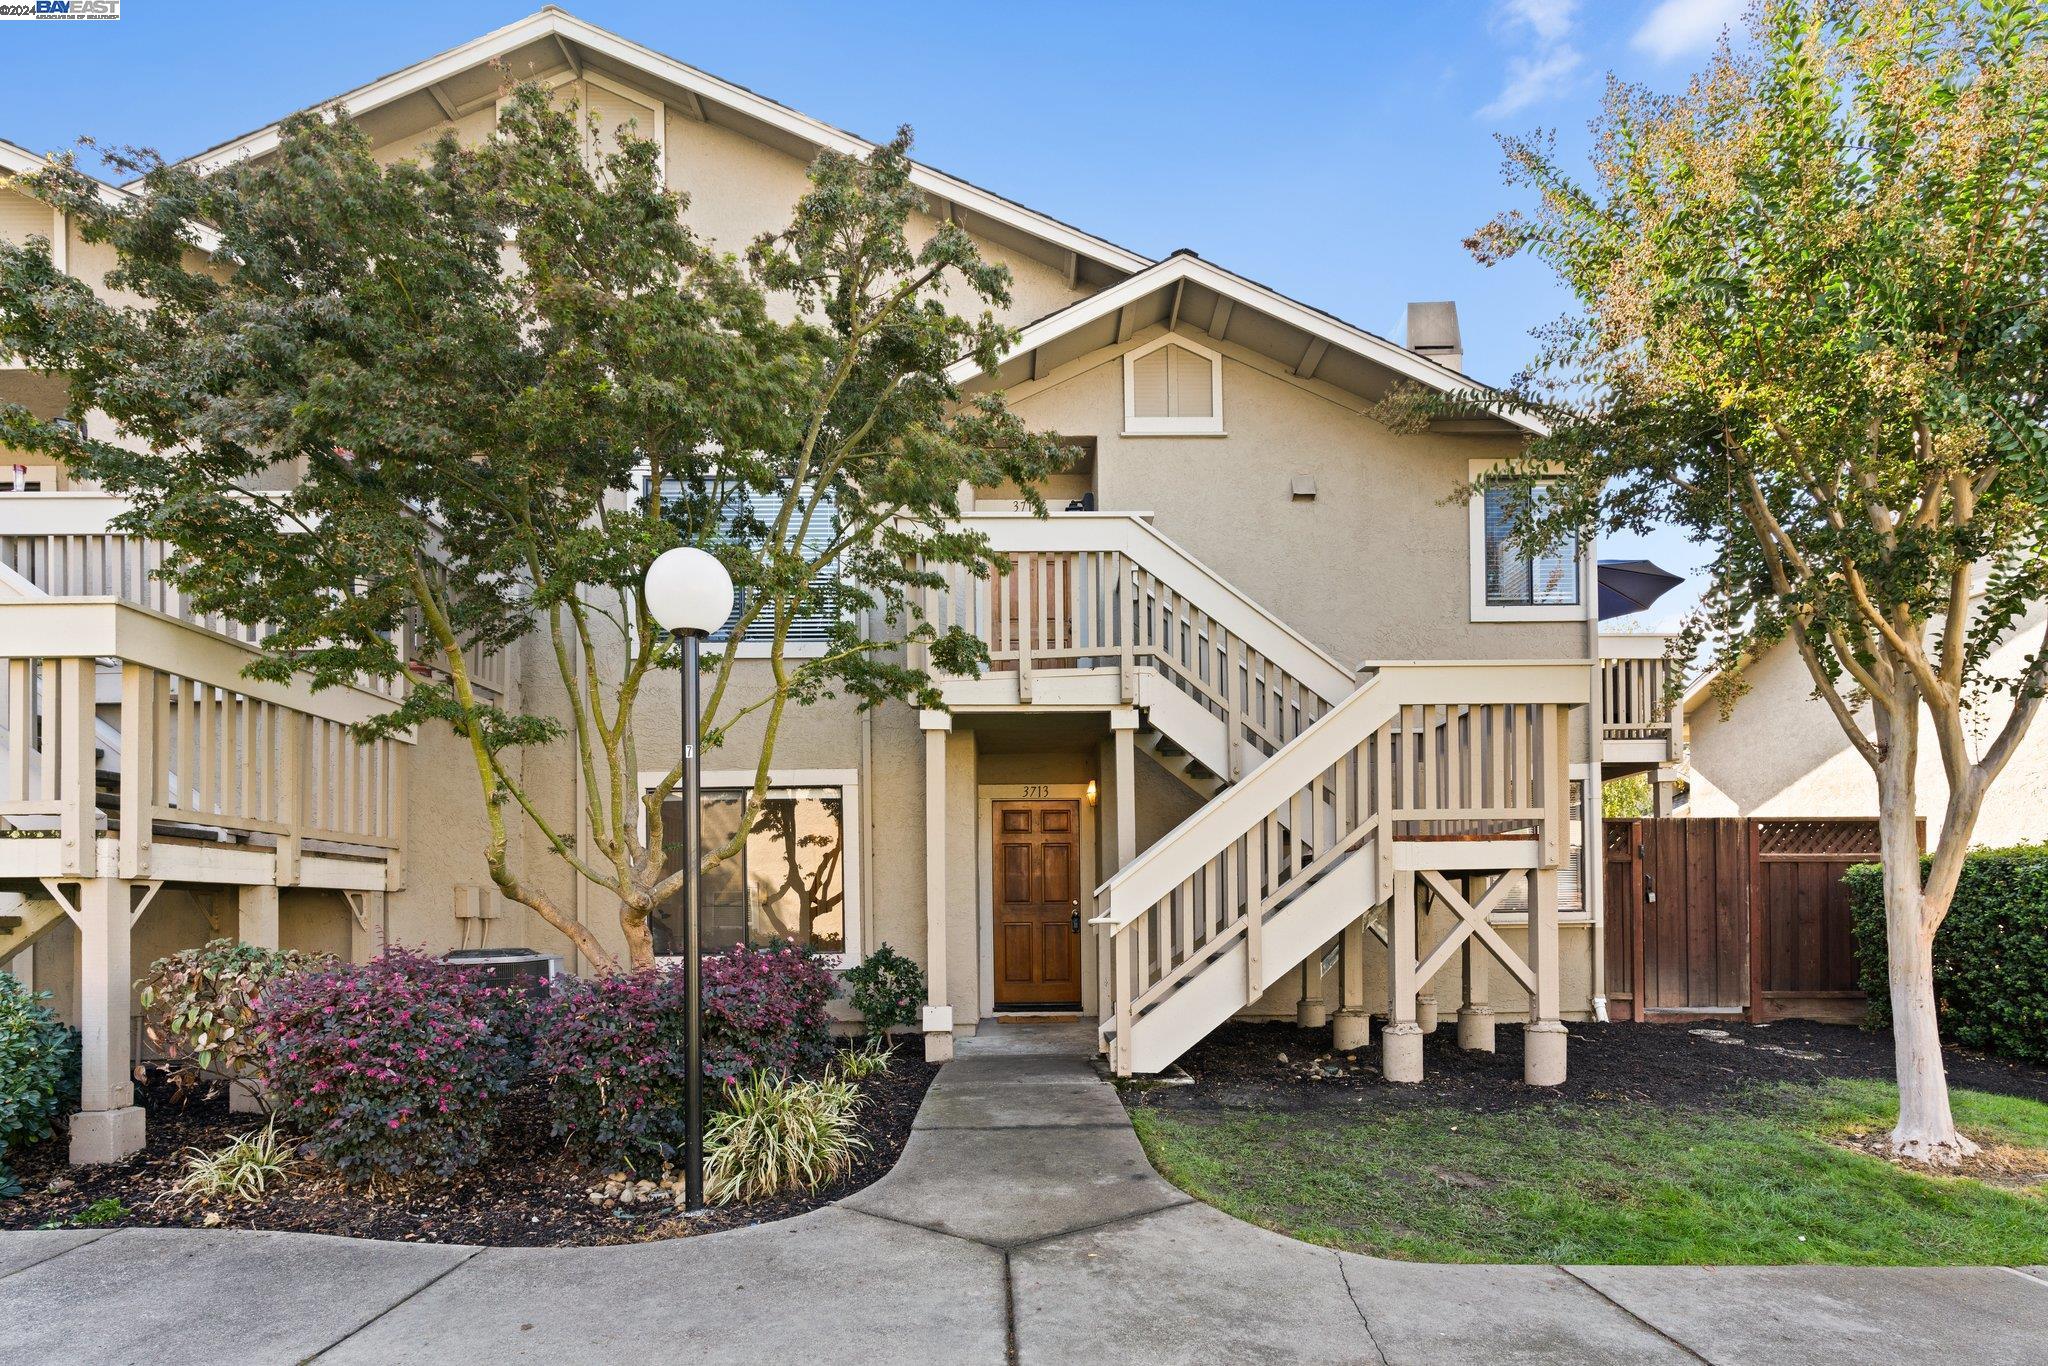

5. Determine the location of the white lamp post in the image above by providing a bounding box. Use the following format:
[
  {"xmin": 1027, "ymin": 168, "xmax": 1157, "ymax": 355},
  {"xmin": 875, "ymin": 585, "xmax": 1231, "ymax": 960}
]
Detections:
[{"xmin": 642, "ymin": 546, "xmax": 734, "ymax": 1212}]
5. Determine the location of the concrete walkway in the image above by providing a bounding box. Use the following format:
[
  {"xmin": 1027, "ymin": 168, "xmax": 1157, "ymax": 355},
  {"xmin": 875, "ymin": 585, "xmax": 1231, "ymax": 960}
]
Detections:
[{"xmin": 2, "ymin": 1021, "xmax": 2045, "ymax": 1364}]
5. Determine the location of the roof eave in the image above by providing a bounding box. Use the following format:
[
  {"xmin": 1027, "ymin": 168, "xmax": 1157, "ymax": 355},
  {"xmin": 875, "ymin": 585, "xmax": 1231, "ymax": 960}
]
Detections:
[
  {"xmin": 948, "ymin": 254, "xmax": 1549, "ymax": 439},
  {"xmin": 170, "ymin": 8, "xmax": 1150, "ymax": 280}
]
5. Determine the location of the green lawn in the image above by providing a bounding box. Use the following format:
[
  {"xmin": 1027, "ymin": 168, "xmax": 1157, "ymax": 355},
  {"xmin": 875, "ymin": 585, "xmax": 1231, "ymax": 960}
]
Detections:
[{"xmin": 1128, "ymin": 1079, "xmax": 2048, "ymax": 1264}]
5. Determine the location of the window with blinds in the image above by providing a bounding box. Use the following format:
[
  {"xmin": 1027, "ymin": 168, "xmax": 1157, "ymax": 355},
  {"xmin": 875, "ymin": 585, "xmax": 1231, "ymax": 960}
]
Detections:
[
  {"xmin": 1494, "ymin": 779, "xmax": 1586, "ymax": 915},
  {"xmin": 1482, "ymin": 481, "xmax": 1579, "ymax": 607},
  {"xmin": 1123, "ymin": 336, "xmax": 1223, "ymax": 434},
  {"xmin": 651, "ymin": 480, "xmax": 841, "ymax": 646}
]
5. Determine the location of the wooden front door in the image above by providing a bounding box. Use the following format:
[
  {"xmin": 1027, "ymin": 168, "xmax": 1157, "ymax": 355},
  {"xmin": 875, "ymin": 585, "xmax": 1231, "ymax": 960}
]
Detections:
[{"xmin": 993, "ymin": 800, "xmax": 1082, "ymax": 1008}]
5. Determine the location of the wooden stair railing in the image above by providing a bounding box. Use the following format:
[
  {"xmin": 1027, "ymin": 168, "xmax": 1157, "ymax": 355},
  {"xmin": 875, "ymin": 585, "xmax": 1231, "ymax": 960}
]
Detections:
[
  {"xmin": 1093, "ymin": 661, "xmax": 1587, "ymax": 1075},
  {"xmin": 915, "ymin": 514, "xmax": 1356, "ymax": 780}
]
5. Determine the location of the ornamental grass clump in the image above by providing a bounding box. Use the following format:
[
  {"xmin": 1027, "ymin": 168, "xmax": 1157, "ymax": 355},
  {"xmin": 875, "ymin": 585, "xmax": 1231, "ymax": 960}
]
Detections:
[
  {"xmin": 701, "ymin": 940, "xmax": 836, "ymax": 1084},
  {"xmin": 0, "ymin": 972, "xmax": 76, "ymax": 1197},
  {"xmin": 171, "ymin": 1123, "xmax": 295, "ymax": 1205},
  {"xmin": 532, "ymin": 968, "xmax": 693, "ymax": 1166},
  {"xmin": 703, "ymin": 1071, "xmax": 866, "ymax": 1204},
  {"xmin": 256, "ymin": 947, "xmax": 522, "ymax": 1184}
]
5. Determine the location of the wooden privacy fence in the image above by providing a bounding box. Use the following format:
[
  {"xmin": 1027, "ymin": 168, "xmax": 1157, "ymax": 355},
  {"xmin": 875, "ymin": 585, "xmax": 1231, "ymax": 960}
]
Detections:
[{"xmin": 1603, "ymin": 816, "xmax": 1913, "ymax": 1023}]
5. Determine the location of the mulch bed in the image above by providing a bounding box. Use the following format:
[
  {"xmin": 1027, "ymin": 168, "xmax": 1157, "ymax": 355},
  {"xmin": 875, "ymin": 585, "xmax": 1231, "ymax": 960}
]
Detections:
[
  {"xmin": 1130, "ymin": 1017, "xmax": 2048, "ymax": 1119},
  {"xmin": 0, "ymin": 1042, "xmax": 937, "ymax": 1248}
]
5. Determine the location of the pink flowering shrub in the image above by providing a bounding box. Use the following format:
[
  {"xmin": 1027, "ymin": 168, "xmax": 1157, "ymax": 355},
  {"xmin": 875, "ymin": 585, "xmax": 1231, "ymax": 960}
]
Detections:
[
  {"xmin": 702, "ymin": 940, "xmax": 835, "ymax": 1084},
  {"xmin": 531, "ymin": 968, "xmax": 692, "ymax": 1163},
  {"xmin": 532, "ymin": 941, "xmax": 835, "ymax": 1165},
  {"xmin": 256, "ymin": 947, "xmax": 522, "ymax": 1183}
]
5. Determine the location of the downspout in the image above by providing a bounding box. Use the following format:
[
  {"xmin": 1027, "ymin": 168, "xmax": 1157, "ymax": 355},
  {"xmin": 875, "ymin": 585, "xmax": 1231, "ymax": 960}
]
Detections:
[
  {"xmin": 860, "ymin": 700, "xmax": 876, "ymax": 963},
  {"xmin": 1584, "ymin": 539, "xmax": 1608, "ymax": 1022}
]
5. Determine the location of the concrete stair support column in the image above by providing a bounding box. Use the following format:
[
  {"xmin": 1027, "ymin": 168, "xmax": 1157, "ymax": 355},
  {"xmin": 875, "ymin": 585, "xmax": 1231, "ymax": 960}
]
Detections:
[
  {"xmin": 1381, "ymin": 869, "xmax": 1424, "ymax": 1083},
  {"xmin": 1523, "ymin": 865, "xmax": 1567, "ymax": 1086},
  {"xmin": 1293, "ymin": 955, "xmax": 1326, "ymax": 1028},
  {"xmin": 1332, "ymin": 916, "xmax": 1370, "ymax": 1049},
  {"xmin": 1456, "ymin": 933, "xmax": 1496, "ymax": 1053}
]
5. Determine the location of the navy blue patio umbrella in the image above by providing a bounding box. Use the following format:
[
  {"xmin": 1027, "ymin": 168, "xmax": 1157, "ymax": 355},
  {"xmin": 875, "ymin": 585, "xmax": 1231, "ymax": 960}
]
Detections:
[{"xmin": 1596, "ymin": 560, "xmax": 1684, "ymax": 621}]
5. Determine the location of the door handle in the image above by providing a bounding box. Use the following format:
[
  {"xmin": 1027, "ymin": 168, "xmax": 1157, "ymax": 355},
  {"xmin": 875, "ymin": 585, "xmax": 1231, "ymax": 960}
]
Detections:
[{"xmin": 1070, "ymin": 907, "xmax": 1081, "ymax": 933}]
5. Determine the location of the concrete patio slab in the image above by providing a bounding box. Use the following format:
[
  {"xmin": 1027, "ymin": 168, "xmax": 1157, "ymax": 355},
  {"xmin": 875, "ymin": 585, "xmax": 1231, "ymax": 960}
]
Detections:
[
  {"xmin": 957, "ymin": 1020, "xmax": 1100, "ymax": 1057},
  {"xmin": 1012, "ymin": 1200, "xmax": 1373, "ymax": 1364},
  {"xmin": 1571, "ymin": 1263, "xmax": 2048, "ymax": 1366},
  {"xmin": 0, "ymin": 1228, "xmax": 477, "ymax": 1366},
  {"xmin": 1338, "ymin": 1256, "xmax": 1700, "ymax": 1365},
  {"xmin": 842, "ymin": 1122, "xmax": 1186, "ymax": 1248},
  {"xmin": 912, "ymin": 1079, "xmax": 1131, "ymax": 1130},
  {"xmin": 318, "ymin": 1205, "xmax": 1006, "ymax": 1366},
  {"xmin": 931, "ymin": 1052, "xmax": 1103, "ymax": 1087},
  {"xmin": 0, "ymin": 1229, "xmax": 108, "ymax": 1279}
]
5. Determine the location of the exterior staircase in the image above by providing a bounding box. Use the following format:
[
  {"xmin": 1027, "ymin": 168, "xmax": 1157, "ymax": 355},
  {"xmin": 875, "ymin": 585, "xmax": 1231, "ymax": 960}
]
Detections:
[{"xmin": 920, "ymin": 513, "xmax": 1587, "ymax": 1078}]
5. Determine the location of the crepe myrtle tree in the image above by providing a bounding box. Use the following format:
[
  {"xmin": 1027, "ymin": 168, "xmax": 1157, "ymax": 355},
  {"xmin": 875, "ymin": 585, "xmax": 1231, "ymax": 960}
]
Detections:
[
  {"xmin": 0, "ymin": 85, "xmax": 1069, "ymax": 971},
  {"xmin": 1398, "ymin": 0, "xmax": 2048, "ymax": 1162}
]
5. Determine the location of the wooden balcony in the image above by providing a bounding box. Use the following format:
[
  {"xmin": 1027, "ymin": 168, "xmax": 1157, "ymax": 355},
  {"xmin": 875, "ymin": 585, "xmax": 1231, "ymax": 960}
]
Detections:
[
  {"xmin": 1600, "ymin": 633, "xmax": 1682, "ymax": 771},
  {"xmin": 0, "ymin": 491, "xmax": 514, "ymax": 699},
  {"xmin": 0, "ymin": 597, "xmax": 409, "ymax": 892}
]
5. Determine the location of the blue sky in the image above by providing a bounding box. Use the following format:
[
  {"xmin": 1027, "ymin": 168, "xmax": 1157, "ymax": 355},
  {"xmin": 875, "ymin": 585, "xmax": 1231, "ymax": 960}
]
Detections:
[{"xmin": 4, "ymin": 0, "xmax": 1747, "ymax": 626}]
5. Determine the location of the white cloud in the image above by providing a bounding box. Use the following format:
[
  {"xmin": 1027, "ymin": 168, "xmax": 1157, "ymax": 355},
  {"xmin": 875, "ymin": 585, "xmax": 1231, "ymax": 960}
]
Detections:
[
  {"xmin": 1480, "ymin": 47, "xmax": 1586, "ymax": 120},
  {"xmin": 1480, "ymin": 0, "xmax": 1584, "ymax": 121},
  {"xmin": 1632, "ymin": 0, "xmax": 1744, "ymax": 62},
  {"xmin": 1499, "ymin": 0, "xmax": 1579, "ymax": 44}
]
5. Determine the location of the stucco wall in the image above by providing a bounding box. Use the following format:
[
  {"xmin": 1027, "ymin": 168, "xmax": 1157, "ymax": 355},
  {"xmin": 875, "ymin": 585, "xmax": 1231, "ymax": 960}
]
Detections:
[
  {"xmin": 1686, "ymin": 602, "xmax": 2048, "ymax": 847},
  {"xmin": 1006, "ymin": 341, "xmax": 1587, "ymax": 668}
]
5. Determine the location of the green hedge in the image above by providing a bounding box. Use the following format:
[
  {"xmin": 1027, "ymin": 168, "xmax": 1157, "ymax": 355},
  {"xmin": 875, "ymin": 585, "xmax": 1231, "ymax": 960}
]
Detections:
[{"xmin": 1847, "ymin": 844, "xmax": 2048, "ymax": 1065}]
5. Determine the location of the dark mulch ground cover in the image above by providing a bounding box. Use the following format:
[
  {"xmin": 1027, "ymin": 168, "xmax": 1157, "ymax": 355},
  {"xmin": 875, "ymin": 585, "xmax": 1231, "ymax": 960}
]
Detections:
[
  {"xmin": 1138, "ymin": 1017, "xmax": 2048, "ymax": 1119},
  {"xmin": 1, "ymin": 1043, "xmax": 936, "ymax": 1247}
]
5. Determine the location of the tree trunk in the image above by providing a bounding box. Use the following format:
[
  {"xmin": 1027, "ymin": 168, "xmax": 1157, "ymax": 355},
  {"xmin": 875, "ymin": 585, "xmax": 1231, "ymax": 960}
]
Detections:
[{"xmin": 1875, "ymin": 743, "xmax": 1978, "ymax": 1165}]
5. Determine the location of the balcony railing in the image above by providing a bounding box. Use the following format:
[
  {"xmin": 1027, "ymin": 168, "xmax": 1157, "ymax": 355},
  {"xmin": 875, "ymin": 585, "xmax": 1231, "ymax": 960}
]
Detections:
[
  {"xmin": 0, "ymin": 599, "xmax": 408, "ymax": 883},
  {"xmin": 1599, "ymin": 633, "xmax": 1680, "ymax": 762},
  {"xmin": 0, "ymin": 492, "xmax": 514, "ymax": 701},
  {"xmin": 912, "ymin": 513, "xmax": 1357, "ymax": 778}
]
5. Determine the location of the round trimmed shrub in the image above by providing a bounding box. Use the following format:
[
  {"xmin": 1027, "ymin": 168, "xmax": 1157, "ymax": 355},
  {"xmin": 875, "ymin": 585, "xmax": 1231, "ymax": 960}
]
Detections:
[
  {"xmin": 702, "ymin": 939, "xmax": 835, "ymax": 1084},
  {"xmin": 1, "ymin": 971, "xmax": 77, "ymax": 1196},
  {"xmin": 840, "ymin": 943, "xmax": 926, "ymax": 1041},
  {"xmin": 533, "ymin": 968, "xmax": 691, "ymax": 1165},
  {"xmin": 532, "ymin": 941, "xmax": 838, "ymax": 1169},
  {"xmin": 256, "ymin": 947, "xmax": 522, "ymax": 1184}
]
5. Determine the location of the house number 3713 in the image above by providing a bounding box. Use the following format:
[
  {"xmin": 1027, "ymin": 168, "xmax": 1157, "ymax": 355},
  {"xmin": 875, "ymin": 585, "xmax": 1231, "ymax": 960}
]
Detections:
[{"xmin": 1020, "ymin": 785, "xmax": 1050, "ymax": 798}]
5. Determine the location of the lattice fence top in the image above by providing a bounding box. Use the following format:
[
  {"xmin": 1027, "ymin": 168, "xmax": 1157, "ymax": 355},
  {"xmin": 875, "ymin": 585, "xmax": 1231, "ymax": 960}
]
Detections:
[{"xmin": 1755, "ymin": 818, "xmax": 1883, "ymax": 859}]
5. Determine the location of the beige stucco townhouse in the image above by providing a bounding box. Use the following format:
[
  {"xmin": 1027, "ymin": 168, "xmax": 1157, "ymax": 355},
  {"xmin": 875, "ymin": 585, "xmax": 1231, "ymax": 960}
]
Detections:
[
  {"xmin": 0, "ymin": 9, "xmax": 1681, "ymax": 1163},
  {"xmin": 1684, "ymin": 595, "xmax": 2048, "ymax": 845}
]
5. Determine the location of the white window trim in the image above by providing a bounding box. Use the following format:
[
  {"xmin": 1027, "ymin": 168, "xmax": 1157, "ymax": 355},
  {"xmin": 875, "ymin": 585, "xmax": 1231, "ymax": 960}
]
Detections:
[
  {"xmin": 1122, "ymin": 333, "xmax": 1225, "ymax": 436},
  {"xmin": 638, "ymin": 766, "xmax": 862, "ymax": 968},
  {"xmin": 1468, "ymin": 457, "xmax": 1585, "ymax": 622}
]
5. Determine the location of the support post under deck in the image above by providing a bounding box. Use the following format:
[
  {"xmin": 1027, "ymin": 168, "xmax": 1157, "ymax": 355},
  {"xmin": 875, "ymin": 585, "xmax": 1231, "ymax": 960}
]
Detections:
[{"xmin": 71, "ymin": 878, "xmax": 145, "ymax": 1164}]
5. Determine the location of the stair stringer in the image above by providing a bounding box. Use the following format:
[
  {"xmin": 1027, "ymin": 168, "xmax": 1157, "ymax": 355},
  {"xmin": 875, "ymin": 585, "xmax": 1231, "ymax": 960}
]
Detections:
[{"xmin": 1124, "ymin": 834, "xmax": 1378, "ymax": 1075}]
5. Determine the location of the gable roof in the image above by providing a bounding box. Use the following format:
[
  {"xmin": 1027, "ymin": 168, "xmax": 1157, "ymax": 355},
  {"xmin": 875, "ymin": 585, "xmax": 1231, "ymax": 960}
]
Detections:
[
  {"xmin": 1, "ymin": 137, "xmax": 223, "ymax": 255},
  {"xmin": 946, "ymin": 251, "xmax": 1547, "ymax": 437},
  {"xmin": 1, "ymin": 137, "xmax": 132, "ymax": 209},
  {"xmin": 169, "ymin": 7, "xmax": 1150, "ymax": 289}
]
